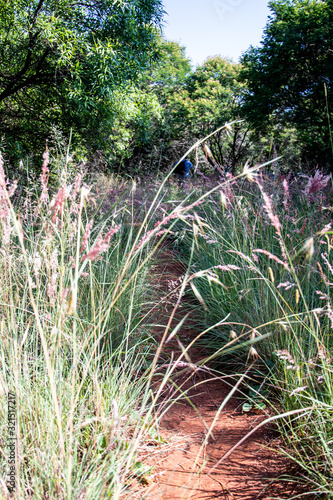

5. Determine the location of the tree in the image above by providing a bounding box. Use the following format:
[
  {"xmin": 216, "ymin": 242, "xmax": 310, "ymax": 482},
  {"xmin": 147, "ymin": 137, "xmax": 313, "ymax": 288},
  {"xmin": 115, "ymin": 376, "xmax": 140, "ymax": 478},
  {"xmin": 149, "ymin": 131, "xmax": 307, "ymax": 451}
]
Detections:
[
  {"xmin": 110, "ymin": 44, "xmax": 248, "ymax": 174},
  {"xmin": 240, "ymin": 0, "xmax": 333, "ymax": 170},
  {"xmin": 0, "ymin": 0, "xmax": 164, "ymax": 158},
  {"xmin": 139, "ymin": 38, "xmax": 192, "ymax": 102},
  {"xmin": 124, "ymin": 52, "xmax": 248, "ymax": 174},
  {"xmin": 137, "ymin": 37, "xmax": 193, "ymax": 143},
  {"xmin": 185, "ymin": 56, "xmax": 247, "ymax": 170},
  {"xmin": 117, "ymin": 37, "xmax": 193, "ymax": 173}
]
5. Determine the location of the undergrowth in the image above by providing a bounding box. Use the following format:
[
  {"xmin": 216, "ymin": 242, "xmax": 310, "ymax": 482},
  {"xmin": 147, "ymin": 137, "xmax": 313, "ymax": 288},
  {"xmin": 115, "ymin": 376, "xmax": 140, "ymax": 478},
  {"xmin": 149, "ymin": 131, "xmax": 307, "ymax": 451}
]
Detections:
[
  {"xmin": 0, "ymin": 149, "xmax": 173, "ymax": 499},
  {"xmin": 173, "ymin": 168, "xmax": 333, "ymax": 497},
  {"xmin": 1, "ymin": 136, "xmax": 332, "ymax": 499}
]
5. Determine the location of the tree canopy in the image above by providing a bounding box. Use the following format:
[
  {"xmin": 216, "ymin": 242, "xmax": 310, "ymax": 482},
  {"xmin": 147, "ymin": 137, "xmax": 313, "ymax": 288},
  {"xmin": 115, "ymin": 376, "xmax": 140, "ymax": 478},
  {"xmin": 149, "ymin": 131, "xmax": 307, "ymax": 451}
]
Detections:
[
  {"xmin": 0, "ymin": 0, "xmax": 164, "ymax": 157},
  {"xmin": 124, "ymin": 52, "xmax": 247, "ymax": 173},
  {"xmin": 240, "ymin": 0, "xmax": 333, "ymax": 169},
  {"xmin": 4, "ymin": 0, "xmax": 330, "ymax": 175}
]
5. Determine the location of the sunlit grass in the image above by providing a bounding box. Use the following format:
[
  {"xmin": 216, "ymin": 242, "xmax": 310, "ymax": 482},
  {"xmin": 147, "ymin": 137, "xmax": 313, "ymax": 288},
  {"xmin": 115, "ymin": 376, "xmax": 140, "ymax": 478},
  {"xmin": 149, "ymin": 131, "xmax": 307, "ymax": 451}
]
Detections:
[
  {"xmin": 0, "ymin": 151, "xmax": 178, "ymax": 499},
  {"xmin": 0, "ymin": 139, "xmax": 332, "ymax": 499},
  {"xmin": 174, "ymin": 170, "xmax": 333, "ymax": 496}
]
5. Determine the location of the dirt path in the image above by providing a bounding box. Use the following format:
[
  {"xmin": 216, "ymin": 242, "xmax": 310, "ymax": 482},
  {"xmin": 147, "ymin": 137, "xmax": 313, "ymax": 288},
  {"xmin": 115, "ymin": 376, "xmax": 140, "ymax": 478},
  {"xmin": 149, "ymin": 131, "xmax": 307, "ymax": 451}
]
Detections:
[{"xmin": 133, "ymin": 242, "xmax": 299, "ymax": 499}]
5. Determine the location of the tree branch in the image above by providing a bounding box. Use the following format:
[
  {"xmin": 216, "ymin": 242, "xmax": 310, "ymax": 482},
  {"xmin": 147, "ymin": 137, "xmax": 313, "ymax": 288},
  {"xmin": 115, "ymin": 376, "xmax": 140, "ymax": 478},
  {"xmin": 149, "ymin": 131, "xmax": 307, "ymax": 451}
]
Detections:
[
  {"xmin": 0, "ymin": 49, "xmax": 52, "ymax": 102},
  {"xmin": 31, "ymin": 0, "xmax": 46, "ymax": 27}
]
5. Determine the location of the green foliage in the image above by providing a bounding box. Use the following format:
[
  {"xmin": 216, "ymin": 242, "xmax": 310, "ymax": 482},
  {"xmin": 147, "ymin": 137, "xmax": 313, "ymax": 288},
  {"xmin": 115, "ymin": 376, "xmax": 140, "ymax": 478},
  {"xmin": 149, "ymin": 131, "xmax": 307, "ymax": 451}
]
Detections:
[
  {"xmin": 172, "ymin": 169, "xmax": 333, "ymax": 494},
  {"xmin": 186, "ymin": 56, "xmax": 242, "ymax": 135},
  {"xmin": 240, "ymin": 0, "xmax": 333, "ymax": 169},
  {"xmin": 185, "ymin": 57, "xmax": 249, "ymax": 171},
  {"xmin": 128, "ymin": 51, "xmax": 248, "ymax": 174},
  {"xmin": 139, "ymin": 37, "xmax": 193, "ymax": 103},
  {"xmin": 0, "ymin": 150, "xmax": 180, "ymax": 498},
  {"xmin": 97, "ymin": 86, "xmax": 163, "ymax": 166},
  {"xmin": 0, "ymin": 0, "xmax": 164, "ymax": 159},
  {"xmin": 115, "ymin": 37, "xmax": 194, "ymax": 173}
]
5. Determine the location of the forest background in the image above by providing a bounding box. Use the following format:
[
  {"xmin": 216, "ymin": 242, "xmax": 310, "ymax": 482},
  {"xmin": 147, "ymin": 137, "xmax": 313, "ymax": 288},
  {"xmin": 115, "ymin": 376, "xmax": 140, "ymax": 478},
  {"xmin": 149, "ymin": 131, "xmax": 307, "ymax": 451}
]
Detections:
[{"xmin": 1, "ymin": 0, "xmax": 333, "ymax": 177}]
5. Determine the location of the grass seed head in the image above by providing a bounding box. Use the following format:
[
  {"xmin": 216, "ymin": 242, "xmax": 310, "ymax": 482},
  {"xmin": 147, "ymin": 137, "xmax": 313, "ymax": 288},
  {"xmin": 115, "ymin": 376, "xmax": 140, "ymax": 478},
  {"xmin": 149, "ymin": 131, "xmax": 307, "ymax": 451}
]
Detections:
[
  {"xmin": 230, "ymin": 330, "xmax": 238, "ymax": 340},
  {"xmin": 249, "ymin": 346, "xmax": 259, "ymax": 359},
  {"xmin": 302, "ymin": 237, "xmax": 314, "ymax": 261}
]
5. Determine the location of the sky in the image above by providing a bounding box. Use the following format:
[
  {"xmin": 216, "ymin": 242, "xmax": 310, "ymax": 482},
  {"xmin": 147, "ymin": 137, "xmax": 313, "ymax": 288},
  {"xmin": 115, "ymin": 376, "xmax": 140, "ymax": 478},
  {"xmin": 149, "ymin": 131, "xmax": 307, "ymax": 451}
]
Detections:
[{"xmin": 161, "ymin": 0, "xmax": 271, "ymax": 66}]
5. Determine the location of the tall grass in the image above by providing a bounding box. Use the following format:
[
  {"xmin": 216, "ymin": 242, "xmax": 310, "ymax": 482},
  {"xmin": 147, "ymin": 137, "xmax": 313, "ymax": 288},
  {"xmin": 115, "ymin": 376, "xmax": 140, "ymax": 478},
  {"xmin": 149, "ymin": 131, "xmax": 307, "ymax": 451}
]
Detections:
[
  {"xmin": 174, "ymin": 169, "xmax": 333, "ymax": 496},
  {"xmin": 0, "ymin": 150, "xmax": 177, "ymax": 499},
  {"xmin": 1, "ymin": 138, "xmax": 333, "ymax": 499}
]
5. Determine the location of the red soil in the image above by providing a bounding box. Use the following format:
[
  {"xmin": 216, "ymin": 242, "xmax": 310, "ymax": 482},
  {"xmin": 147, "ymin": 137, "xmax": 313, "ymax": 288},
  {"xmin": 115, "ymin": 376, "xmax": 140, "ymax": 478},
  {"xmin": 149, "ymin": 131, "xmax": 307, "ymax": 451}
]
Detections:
[{"xmin": 129, "ymin": 242, "xmax": 300, "ymax": 500}]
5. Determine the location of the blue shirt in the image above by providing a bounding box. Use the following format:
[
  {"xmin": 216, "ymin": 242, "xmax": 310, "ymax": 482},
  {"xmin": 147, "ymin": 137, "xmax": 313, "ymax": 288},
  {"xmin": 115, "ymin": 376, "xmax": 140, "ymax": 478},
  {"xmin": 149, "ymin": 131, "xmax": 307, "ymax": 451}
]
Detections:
[
  {"xmin": 173, "ymin": 159, "xmax": 194, "ymax": 177},
  {"xmin": 183, "ymin": 160, "xmax": 193, "ymax": 177}
]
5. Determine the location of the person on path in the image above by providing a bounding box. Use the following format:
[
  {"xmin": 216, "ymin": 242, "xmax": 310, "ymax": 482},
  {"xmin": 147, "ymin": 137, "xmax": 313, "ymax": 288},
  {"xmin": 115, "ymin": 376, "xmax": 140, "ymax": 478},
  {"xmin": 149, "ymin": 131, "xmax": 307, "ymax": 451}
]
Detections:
[{"xmin": 173, "ymin": 158, "xmax": 193, "ymax": 184}]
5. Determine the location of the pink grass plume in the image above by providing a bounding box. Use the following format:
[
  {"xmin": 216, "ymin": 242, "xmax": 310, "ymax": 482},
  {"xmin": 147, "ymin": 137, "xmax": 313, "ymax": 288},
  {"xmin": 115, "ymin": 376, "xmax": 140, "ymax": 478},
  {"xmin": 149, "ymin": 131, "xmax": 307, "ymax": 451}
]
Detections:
[
  {"xmin": 50, "ymin": 187, "xmax": 66, "ymax": 223},
  {"xmin": 40, "ymin": 141, "xmax": 50, "ymax": 204},
  {"xmin": 304, "ymin": 169, "xmax": 331, "ymax": 202},
  {"xmin": 283, "ymin": 176, "xmax": 291, "ymax": 211},
  {"xmin": 252, "ymin": 249, "xmax": 290, "ymax": 270},
  {"xmin": 81, "ymin": 225, "xmax": 121, "ymax": 261},
  {"xmin": 80, "ymin": 219, "xmax": 94, "ymax": 253}
]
